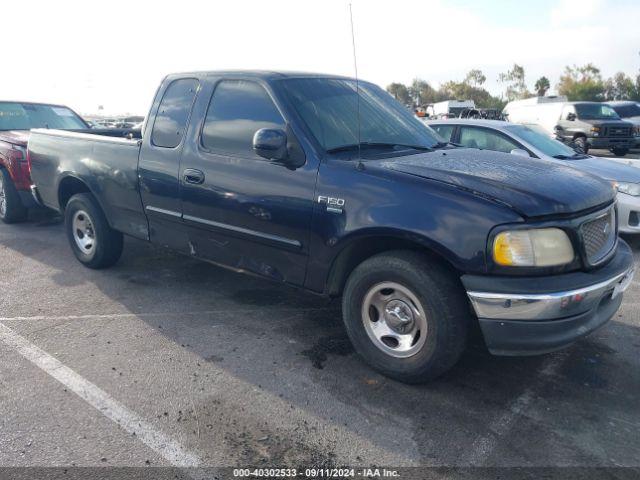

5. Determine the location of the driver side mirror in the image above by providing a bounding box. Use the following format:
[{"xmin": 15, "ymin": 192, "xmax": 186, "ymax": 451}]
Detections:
[
  {"xmin": 566, "ymin": 113, "xmax": 576, "ymax": 121},
  {"xmin": 253, "ymin": 128, "xmax": 288, "ymax": 162},
  {"xmin": 509, "ymin": 148, "xmax": 530, "ymax": 158}
]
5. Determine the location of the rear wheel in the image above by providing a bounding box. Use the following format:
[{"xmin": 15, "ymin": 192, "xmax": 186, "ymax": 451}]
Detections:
[
  {"xmin": 611, "ymin": 147, "xmax": 629, "ymax": 157},
  {"xmin": 0, "ymin": 168, "xmax": 27, "ymax": 224},
  {"xmin": 342, "ymin": 251, "xmax": 469, "ymax": 383},
  {"xmin": 65, "ymin": 193, "xmax": 123, "ymax": 269},
  {"xmin": 573, "ymin": 136, "xmax": 589, "ymax": 154}
]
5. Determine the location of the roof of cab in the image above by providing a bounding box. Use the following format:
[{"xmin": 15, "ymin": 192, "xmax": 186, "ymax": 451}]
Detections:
[
  {"xmin": 165, "ymin": 70, "xmax": 356, "ymax": 82},
  {"xmin": 424, "ymin": 119, "xmax": 511, "ymax": 128}
]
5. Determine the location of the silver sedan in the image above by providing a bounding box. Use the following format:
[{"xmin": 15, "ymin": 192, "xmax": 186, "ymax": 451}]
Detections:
[{"xmin": 425, "ymin": 119, "xmax": 640, "ymax": 234}]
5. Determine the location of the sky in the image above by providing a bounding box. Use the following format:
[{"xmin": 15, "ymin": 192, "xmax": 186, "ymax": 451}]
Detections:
[{"xmin": 2, "ymin": 0, "xmax": 638, "ymax": 116}]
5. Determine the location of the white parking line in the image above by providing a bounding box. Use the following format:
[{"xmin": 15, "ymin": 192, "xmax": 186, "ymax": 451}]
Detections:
[
  {"xmin": 461, "ymin": 355, "xmax": 565, "ymax": 466},
  {"xmin": 0, "ymin": 322, "xmax": 202, "ymax": 467}
]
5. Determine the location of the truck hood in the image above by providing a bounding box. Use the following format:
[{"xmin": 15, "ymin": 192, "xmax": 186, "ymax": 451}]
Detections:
[
  {"xmin": 620, "ymin": 116, "xmax": 640, "ymax": 126},
  {"xmin": 376, "ymin": 148, "xmax": 614, "ymax": 218},
  {"xmin": 0, "ymin": 130, "xmax": 30, "ymax": 147}
]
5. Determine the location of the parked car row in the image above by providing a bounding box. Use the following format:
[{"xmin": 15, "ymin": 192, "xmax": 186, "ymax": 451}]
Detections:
[
  {"xmin": 88, "ymin": 116, "xmax": 145, "ymax": 129},
  {"xmin": 1, "ymin": 71, "xmax": 636, "ymax": 383},
  {"xmin": 503, "ymin": 96, "xmax": 639, "ymax": 156},
  {"xmin": 416, "ymin": 95, "xmax": 640, "ymax": 156}
]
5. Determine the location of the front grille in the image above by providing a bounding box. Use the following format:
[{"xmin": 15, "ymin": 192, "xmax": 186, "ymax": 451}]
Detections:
[
  {"xmin": 603, "ymin": 126, "xmax": 632, "ymax": 137},
  {"xmin": 580, "ymin": 209, "xmax": 616, "ymax": 265}
]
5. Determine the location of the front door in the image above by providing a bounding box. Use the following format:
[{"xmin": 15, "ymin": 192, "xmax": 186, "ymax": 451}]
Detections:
[{"xmin": 179, "ymin": 78, "xmax": 318, "ymax": 286}]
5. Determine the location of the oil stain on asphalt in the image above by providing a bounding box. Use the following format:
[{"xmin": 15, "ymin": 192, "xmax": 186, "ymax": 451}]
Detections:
[{"xmin": 300, "ymin": 335, "xmax": 354, "ymax": 369}]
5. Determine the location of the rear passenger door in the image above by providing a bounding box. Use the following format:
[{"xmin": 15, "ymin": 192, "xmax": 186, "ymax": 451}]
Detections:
[
  {"xmin": 178, "ymin": 77, "xmax": 319, "ymax": 286},
  {"xmin": 139, "ymin": 78, "xmax": 199, "ymax": 248}
]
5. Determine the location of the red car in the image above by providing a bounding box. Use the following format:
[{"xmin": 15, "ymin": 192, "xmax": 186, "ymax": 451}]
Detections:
[{"xmin": 0, "ymin": 101, "xmax": 88, "ymax": 222}]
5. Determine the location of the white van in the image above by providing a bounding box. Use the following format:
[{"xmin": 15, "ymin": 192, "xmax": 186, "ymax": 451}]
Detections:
[
  {"xmin": 502, "ymin": 96, "xmax": 567, "ymax": 135},
  {"xmin": 427, "ymin": 100, "xmax": 475, "ymax": 119}
]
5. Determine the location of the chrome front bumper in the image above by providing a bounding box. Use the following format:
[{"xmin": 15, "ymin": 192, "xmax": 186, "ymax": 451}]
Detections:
[
  {"xmin": 467, "ymin": 268, "xmax": 634, "ymax": 321},
  {"xmin": 463, "ymin": 239, "xmax": 634, "ymax": 355}
]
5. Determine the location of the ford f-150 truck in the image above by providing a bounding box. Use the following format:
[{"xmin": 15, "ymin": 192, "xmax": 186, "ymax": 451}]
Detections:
[{"xmin": 28, "ymin": 71, "xmax": 635, "ymax": 382}]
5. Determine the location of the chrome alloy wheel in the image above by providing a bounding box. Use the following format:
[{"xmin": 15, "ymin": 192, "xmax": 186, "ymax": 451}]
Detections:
[
  {"xmin": 0, "ymin": 174, "xmax": 6, "ymax": 218},
  {"xmin": 72, "ymin": 210, "xmax": 96, "ymax": 256},
  {"xmin": 361, "ymin": 282, "xmax": 428, "ymax": 358}
]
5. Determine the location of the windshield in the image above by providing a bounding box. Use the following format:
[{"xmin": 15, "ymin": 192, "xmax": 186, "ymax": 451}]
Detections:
[
  {"xmin": 281, "ymin": 78, "xmax": 440, "ymax": 153},
  {"xmin": 505, "ymin": 124, "xmax": 580, "ymax": 158},
  {"xmin": 0, "ymin": 102, "xmax": 87, "ymax": 131},
  {"xmin": 574, "ymin": 103, "xmax": 620, "ymax": 120},
  {"xmin": 611, "ymin": 103, "xmax": 640, "ymax": 118}
]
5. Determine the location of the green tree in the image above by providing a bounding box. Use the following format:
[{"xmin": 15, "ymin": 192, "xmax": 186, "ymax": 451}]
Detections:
[
  {"xmin": 386, "ymin": 82, "xmax": 411, "ymax": 105},
  {"xmin": 604, "ymin": 72, "xmax": 639, "ymax": 100},
  {"xmin": 464, "ymin": 69, "xmax": 486, "ymax": 88},
  {"xmin": 407, "ymin": 78, "xmax": 442, "ymax": 106},
  {"xmin": 439, "ymin": 70, "xmax": 505, "ymax": 110},
  {"xmin": 499, "ymin": 64, "xmax": 530, "ymax": 101},
  {"xmin": 557, "ymin": 64, "xmax": 605, "ymax": 101},
  {"xmin": 534, "ymin": 76, "xmax": 550, "ymax": 96}
]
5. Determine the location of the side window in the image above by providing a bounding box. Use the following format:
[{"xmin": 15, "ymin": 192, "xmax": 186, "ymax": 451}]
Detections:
[
  {"xmin": 562, "ymin": 105, "xmax": 575, "ymax": 120},
  {"xmin": 151, "ymin": 79, "xmax": 199, "ymax": 148},
  {"xmin": 431, "ymin": 124, "xmax": 454, "ymax": 141},
  {"xmin": 459, "ymin": 127, "xmax": 519, "ymax": 154},
  {"xmin": 201, "ymin": 80, "xmax": 285, "ymax": 157}
]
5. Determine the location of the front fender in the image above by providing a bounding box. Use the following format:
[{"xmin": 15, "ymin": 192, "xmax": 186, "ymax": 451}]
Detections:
[{"xmin": 304, "ymin": 161, "xmax": 524, "ymax": 293}]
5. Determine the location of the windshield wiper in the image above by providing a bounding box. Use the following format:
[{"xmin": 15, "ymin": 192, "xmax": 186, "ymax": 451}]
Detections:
[
  {"xmin": 552, "ymin": 153, "xmax": 589, "ymax": 160},
  {"xmin": 432, "ymin": 141, "xmax": 460, "ymax": 149},
  {"xmin": 326, "ymin": 142, "xmax": 434, "ymax": 154}
]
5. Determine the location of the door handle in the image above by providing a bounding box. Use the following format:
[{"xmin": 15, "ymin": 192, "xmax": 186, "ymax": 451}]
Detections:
[{"xmin": 183, "ymin": 168, "xmax": 205, "ymax": 185}]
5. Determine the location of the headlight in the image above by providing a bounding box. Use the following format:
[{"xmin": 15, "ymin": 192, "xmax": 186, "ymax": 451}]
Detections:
[
  {"xmin": 616, "ymin": 182, "xmax": 640, "ymax": 196},
  {"xmin": 493, "ymin": 228, "xmax": 574, "ymax": 267}
]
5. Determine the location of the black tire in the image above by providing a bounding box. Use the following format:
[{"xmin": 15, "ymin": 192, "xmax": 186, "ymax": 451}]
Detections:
[
  {"xmin": 0, "ymin": 168, "xmax": 28, "ymax": 224},
  {"xmin": 65, "ymin": 193, "xmax": 123, "ymax": 269},
  {"xmin": 573, "ymin": 136, "xmax": 589, "ymax": 154},
  {"xmin": 342, "ymin": 250, "xmax": 470, "ymax": 383},
  {"xmin": 611, "ymin": 147, "xmax": 629, "ymax": 157}
]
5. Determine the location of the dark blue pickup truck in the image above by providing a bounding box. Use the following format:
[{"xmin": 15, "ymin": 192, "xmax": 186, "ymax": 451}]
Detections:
[{"xmin": 28, "ymin": 71, "xmax": 635, "ymax": 382}]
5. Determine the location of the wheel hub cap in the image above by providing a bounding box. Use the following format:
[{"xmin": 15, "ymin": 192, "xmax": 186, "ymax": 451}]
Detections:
[
  {"xmin": 72, "ymin": 210, "xmax": 96, "ymax": 255},
  {"xmin": 361, "ymin": 281, "xmax": 428, "ymax": 358},
  {"xmin": 384, "ymin": 299, "xmax": 414, "ymax": 333}
]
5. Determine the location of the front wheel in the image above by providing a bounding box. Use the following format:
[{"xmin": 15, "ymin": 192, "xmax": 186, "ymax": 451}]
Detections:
[
  {"xmin": 573, "ymin": 136, "xmax": 589, "ymax": 154},
  {"xmin": 0, "ymin": 168, "xmax": 27, "ymax": 224},
  {"xmin": 65, "ymin": 193, "xmax": 123, "ymax": 269},
  {"xmin": 611, "ymin": 147, "xmax": 629, "ymax": 157},
  {"xmin": 342, "ymin": 251, "xmax": 469, "ymax": 383}
]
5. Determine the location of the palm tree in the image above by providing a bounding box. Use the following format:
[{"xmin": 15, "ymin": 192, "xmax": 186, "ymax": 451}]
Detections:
[{"xmin": 534, "ymin": 76, "xmax": 550, "ymax": 97}]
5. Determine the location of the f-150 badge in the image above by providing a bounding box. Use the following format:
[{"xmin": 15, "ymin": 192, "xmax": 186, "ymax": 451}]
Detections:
[{"xmin": 317, "ymin": 195, "xmax": 345, "ymax": 213}]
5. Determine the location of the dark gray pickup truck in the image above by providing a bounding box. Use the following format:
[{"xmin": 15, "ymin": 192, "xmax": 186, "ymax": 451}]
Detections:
[{"xmin": 28, "ymin": 71, "xmax": 635, "ymax": 382}]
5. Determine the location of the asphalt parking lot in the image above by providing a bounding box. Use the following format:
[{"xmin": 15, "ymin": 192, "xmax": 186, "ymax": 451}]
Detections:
[
  {"xmin": 592, "ymin": 148, "xmax": 640, "ymax": 163},
  {"xmin": 1, "ymin": 189, "xmax": 640, "ymax": 475}
]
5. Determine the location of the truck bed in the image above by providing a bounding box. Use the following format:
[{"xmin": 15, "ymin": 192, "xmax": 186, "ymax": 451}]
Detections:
[{"xmin": 28, "ymin": 129, "xmax": 149, "ymax": 240}]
